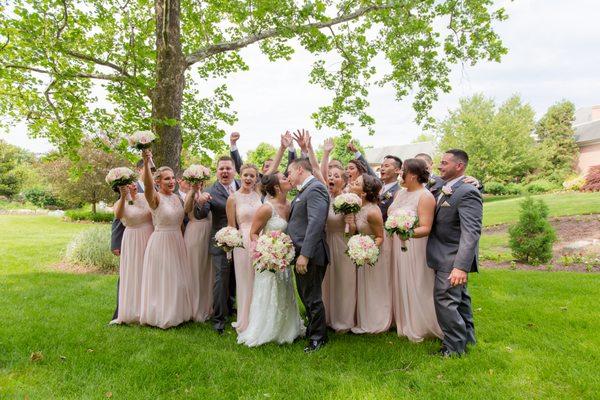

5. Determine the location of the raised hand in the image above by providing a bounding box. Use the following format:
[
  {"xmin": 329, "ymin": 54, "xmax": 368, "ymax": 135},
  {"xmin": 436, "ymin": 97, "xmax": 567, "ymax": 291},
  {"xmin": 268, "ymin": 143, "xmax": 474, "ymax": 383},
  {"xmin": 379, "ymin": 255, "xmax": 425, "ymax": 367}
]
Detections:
[
  {"xmin": 293, "ymin": 129, "xmax": 309, "ymax": 152},
  {"xmin": 347, "ymin": 140, "xmax": 358, "ymax": 154},
  {"xmin": 281, "ymin": 131, "xmax": 293, "ymax": 149},
  {"xmin": 323, "ymin": 137, "xmax": 334, "ymax": 153},
  {"xmin": 230, "ymin": 131, "xmax": 240, "ymax": 146}
]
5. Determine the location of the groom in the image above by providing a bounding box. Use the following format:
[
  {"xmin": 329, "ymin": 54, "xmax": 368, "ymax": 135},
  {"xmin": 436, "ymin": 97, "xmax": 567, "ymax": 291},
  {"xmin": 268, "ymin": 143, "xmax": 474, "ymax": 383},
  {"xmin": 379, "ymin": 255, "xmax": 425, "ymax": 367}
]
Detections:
[
  {"xmin": 286, "ymin": 158, "xmax": 330, "ymax": 353},
  {"xmin": 426, "ymin": 149, "xmax": 483, "ymax": 357}
]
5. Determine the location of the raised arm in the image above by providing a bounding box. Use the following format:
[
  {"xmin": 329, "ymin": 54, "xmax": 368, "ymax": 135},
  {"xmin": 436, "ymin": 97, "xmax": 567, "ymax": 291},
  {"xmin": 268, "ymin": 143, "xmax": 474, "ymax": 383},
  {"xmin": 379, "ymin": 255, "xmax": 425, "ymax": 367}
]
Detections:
[
  {"xmin": 249, "ymin": 204, "xmax": 273, "ymax": 242},
  {"xmin": 347, "ymin": 141, "xmax": 376, "ymax": 177},
  {"xmin": 142, "ymin": 149, "xmax": 159, "ymax": 209},
  {"xmin": 265, "ymin": 132, "xmax": 292, "ymax": 175},
  {"xmin": 229, "ymin": 132, "xmax": 243, "ymax": 174},
  {"xmin": 113, "ymin": 186, "xmax": 128, "ymax": 220},
  {"xmin": 321, "ymin": 138, "xmax": 334, "ymax": 182},
  {"xmin": 304, "ymin": 132, "xmax": 326, "ymax": 185}
]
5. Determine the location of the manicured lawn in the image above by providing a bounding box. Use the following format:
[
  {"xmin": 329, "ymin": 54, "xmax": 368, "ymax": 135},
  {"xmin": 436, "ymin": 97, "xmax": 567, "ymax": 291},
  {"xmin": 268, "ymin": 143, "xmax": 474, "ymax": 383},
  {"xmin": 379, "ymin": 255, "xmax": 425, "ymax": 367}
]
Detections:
[
  {"xmin": 1, "ymin": 215, "xmax": 599, "ymax": 399},
  {"xmin": 483, "ymin": 191, "xmax": 600, "ymax": 226}
]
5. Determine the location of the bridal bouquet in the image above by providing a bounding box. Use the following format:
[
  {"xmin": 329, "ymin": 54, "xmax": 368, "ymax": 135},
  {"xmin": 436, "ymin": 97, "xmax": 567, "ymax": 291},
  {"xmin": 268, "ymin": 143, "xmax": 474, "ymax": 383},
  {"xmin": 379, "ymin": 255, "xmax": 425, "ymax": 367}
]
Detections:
[
  {"xmin": 182, "ymin": 164, "xmax": 211, "ymax": 185},
  {"xmin": 105, "ymin": 167, "xmax": 138, "ymax": 204},
  {"xmin": 127, "ymin": 130, "xmax": 156, "ymax": 169},
  {"xmin": 385, "ymin": 209, "xmax": 419, "ymax": 252},
  {"xmin": 252, "ymin": 230, "xmax": 295, "ymax": 273},
  {"xmin": 332, "ymin": 192, "xmax": 362, "ymax": 234},
  {"xmin": 346, "ymin": 234, "xmax": 379, "ymax": 268},
  {"xmin": 215, "ymin": 226, "xmax": 244, "ymax": 257}
]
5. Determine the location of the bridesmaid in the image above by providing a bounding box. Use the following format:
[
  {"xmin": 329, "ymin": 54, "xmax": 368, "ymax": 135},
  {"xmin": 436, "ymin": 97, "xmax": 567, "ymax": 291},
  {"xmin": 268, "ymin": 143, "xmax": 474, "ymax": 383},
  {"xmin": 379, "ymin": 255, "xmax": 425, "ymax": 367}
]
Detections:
[
  {"xmin": 226, "ymin": 163, "xmax": 262, "ymax": 333},
  {"xmin": 184, "ymin": 178, "xmax": 214, "ymax": 322},
  {"xmin": 346, "ymin": 174, "xmax": 393, "ymax": 334},
  {"xmin": 345, "ymin": 159, "xmax": 369, "ymax": 186},
  {"xmin": 389, "ymin": 158, "xmax": 442, "ymax": 341},
  {"xmin": 110, "ymin": 182, "xmax": 153, "ymax": 324},
  {"xmin": 139, "ymin": 150, "xmax": 193, "ymax": 329}
]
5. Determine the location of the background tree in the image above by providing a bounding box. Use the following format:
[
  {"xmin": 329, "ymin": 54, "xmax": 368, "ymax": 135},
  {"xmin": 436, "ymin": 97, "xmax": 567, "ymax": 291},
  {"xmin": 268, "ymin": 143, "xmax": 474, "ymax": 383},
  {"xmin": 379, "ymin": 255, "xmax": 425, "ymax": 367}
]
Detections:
[
  {"xmin": 437, "ymin": 94, "xmax": 538, "ymax": 183},
  {"xmin": 1, "ymin": 1, "xmax": 508, "ymax": 173},
  {"xmin": 40, "ymin": 143, "xmax": 128, "ymax": 212},
  {"xmin": 535, "ymin": 100, "xmax": 578, "ymax": 183},
  {"xmin": 0, "ymin": 139, "xmax": 35, "ymax": 198},
  {"xmin": 246, "ymin": 142, "xmax": 278, "ymax": 170}
]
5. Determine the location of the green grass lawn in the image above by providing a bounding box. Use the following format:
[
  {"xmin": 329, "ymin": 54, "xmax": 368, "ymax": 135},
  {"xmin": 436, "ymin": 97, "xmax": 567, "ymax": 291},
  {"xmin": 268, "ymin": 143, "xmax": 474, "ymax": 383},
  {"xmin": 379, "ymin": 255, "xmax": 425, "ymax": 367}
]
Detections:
[
  {"xmin": 1, "ymin": 214, "xmax": 600, "ymax": 399},
  {"xmin": 483, "ymin": 191, "xmax": 600, "ymax": 226}
]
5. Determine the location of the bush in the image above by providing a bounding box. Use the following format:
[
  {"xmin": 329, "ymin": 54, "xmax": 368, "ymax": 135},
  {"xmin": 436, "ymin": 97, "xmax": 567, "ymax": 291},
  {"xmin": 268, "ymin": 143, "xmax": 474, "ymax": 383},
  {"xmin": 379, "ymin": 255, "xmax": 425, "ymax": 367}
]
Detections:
[
  {"xmin": 65, "ymin": 209, "xmax": 114, "ymax": 223},
  {"xmin": 562, "ymin": 175, "xmax": 587, "ymax": 191},
  {"xmin": 582, "ymin": 165, "xmax": 600, "ymax": 192},
  {"xmin": 65, "ymin": 225, "xmax": 119, "ymax": 272},
  {"xmin": 508, "ymin": 197, "xmax": 556, "ymax": 264},
  {"xmin": 484, "ymin": 181, "xmax": 507, "ymax": 195},
  {"xmin": 505, "ymin": 183, "xmax": 524, "ymax": 195},
  {"xmin": 524, "ymin": 179, "xmax": 558, "ymax": 194},
  {"xmin": 22, "ymin": 187, "xmax": 65, "ymax": 209}
]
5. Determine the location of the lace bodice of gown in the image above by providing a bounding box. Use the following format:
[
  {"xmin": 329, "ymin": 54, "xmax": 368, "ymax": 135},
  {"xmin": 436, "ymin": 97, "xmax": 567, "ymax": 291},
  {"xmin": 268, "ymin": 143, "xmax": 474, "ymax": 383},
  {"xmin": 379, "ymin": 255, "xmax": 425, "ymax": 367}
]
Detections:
[
  {"xmin": 152, "ymin": 192, "xmax": 184, "ymax": 229},
  {"xmin": 388, "ymin": 187, "xmax": 427, "ymax": 215},
  {"xmin": 264, "ymin": 202, "xmax": 288, "ymax": 233},
  {"xmin": 235, "ymin": 190, "xmax": 263, "ymax": 229},
  {"xmin": 121, "ymin": 193, "xmax": 153, "ymax": 228},
  {"xmin": 355, "ymin": 202, "xmax": 378, "ymax": 236}
]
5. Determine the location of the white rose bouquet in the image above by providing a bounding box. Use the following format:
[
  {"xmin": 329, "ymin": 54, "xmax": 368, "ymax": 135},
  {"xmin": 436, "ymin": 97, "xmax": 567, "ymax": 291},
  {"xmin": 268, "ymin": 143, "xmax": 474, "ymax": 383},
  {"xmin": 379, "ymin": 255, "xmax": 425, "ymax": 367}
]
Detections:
[
  {"xmin": 346, "ymin": 234, "xmax": 380, "ymax": 268},
  {"xmin": 105, "ymin": 167, "xmax": 138, "ymax": 204},
  {"xmin": 332, "ymin": 192, "xmax": 362, "ymax": 234},
  {"xmin": 127, "ymin": 130, "xmax": 156, "ymax": 169},
  {"xmin": 385, "ymin": 209, "xmax": 419, "ymax": 252},
  {"xmin": 252, "ymin": 230, "xmax": 295, "ymax": 273},
  {"xmin": 182, "ymin": 164, "xmax": 211, "ymax": 185},
  {"xmin": 215, "ymin": 226, "xmax": 244, "ymax": 259}
]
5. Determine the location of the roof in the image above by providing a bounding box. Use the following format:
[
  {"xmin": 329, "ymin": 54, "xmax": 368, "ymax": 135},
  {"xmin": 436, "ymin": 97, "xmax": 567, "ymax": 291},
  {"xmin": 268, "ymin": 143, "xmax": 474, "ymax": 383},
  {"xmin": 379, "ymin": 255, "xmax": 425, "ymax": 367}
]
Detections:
[
  {"xmin": 364, "ymin": 141, "xmax": 437, "ymax": 165},
  {"xmin": 574, "ymin": 119, "xmax": 600, "ymax": 145}
]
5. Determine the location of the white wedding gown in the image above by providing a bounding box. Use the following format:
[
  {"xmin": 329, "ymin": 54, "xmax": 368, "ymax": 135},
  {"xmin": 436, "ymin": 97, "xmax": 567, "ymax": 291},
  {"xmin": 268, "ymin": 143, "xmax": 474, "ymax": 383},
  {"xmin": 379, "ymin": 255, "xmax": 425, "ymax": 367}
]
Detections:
[{"xmin": 237, "ymin": 203, "xmax": 305, "ymax": 347}]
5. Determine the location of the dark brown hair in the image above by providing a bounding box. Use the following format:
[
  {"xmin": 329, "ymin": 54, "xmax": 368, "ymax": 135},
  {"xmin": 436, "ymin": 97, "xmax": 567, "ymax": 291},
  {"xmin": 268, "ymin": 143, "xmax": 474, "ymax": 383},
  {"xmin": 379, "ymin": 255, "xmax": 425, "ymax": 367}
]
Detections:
[
  {"xmin": 361, "ymin": 174, "xmax": 382, "ymax": 203},
  {"xmin": 403, "ymin": 158, "xmax": 430, "ymax": 184},
  {"xmin": 260, "ymin": 173, "xmax": 280, "ymax": 197},
  {"xmin": 348, "ymin": 159, "xmax": 368, "ymax": 175}
]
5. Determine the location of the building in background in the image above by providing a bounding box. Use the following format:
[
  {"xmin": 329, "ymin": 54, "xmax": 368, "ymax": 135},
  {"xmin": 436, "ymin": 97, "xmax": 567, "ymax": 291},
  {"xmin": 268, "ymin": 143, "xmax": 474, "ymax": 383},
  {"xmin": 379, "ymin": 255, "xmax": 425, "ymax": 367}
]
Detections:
[{"xmin": 574, "ymin": 106, "xmax": 600, "ymax": 175}]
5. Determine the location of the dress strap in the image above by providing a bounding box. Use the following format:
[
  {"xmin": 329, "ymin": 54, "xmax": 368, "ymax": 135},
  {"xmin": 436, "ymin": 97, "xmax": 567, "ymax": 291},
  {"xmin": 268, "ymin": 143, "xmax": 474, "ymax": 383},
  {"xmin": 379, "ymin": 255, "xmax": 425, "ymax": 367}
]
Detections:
[{"xmin": 266, "ymin": 201, "xmax": 278, "ymax": 218}]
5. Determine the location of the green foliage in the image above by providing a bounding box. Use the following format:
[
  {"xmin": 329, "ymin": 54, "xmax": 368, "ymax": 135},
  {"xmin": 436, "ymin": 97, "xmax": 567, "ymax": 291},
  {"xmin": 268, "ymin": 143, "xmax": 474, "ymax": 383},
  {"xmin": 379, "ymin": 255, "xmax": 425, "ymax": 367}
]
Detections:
[
  {"xmin": 412, "ymin": 132, "xmax": 436, "ymax": 143},
  {"xmin": 524, "ymin": 179, "xmax": 559, "ymax": 194},
  {"xmin": 562, "ymin": 175, "xmax": 587, "ymax": 191},
  {"xmin": 246, "ymin": 143, "xmax": 278, "ymax": 170},
  {"xmin": 65, "ymin": 225, "xmax": 119, "ymax": 272},
  {"xmin": 1, "ymin": 0, "xmax": 508, "ymax": 163},
  {"xmin": 535, "ymin": 100, "xmax": 579, "ymax": 183},
  {"xmin": 318, "ymin": 132, "xmax": 367, "ymax": 166},
  {"xmin": 438, "ymin": 94, "xmax": 538, "ymax": 183},
  {"xmin": 485, "ymin": 181, "xmax": 524, "ymax": 196},
  {"xmin": 0, "ymin": 139, "xmax": 35, "ymax": 197},
  {"xmin": 508, "ymin": 197, "xmax": 557, "ymax": 264},
  {"xmin": 64, "ymin": 209, "xmax": 113, "ymax": 223},
  {"xmin": 23, "ymin": 187, "xmax": 65, "ymax": 209},
  {"xmin": 582, "ymin": 165, "xmax": 600, "ymax": 192}
]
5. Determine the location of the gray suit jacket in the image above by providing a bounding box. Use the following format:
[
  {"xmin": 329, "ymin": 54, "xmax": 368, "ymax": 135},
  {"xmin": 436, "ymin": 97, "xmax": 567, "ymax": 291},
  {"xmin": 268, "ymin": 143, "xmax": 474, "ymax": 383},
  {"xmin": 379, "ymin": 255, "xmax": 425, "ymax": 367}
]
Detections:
[
  {"xmin": 287, "ymin": 178, "xmax": 330, "ymax": 267},
  {"xmin": 426, "ymin": 178, "xmax": 483, "ymax": 273},
  {"xmin": 110, "ymin": 181, "xmax": 145, "ymax": 251},
  {"xmin": 194, "ymin": 180, "xmax": 241, "ymax": 256}
]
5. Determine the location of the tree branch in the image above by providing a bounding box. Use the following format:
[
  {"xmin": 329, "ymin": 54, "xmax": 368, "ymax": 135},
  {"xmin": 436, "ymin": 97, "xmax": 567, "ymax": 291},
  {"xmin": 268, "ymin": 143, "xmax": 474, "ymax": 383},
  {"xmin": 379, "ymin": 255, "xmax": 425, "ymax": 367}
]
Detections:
[
  {"xmin": 2, "ymin": 63, "xmax": 129, "ymax": 82},
  {"xmin": 185, "ymin": 4, "xmax": 393, "ymax": 66},
  {"xmin": 61, "ymin": 49, "xmax": 132, "ymax": 78}
]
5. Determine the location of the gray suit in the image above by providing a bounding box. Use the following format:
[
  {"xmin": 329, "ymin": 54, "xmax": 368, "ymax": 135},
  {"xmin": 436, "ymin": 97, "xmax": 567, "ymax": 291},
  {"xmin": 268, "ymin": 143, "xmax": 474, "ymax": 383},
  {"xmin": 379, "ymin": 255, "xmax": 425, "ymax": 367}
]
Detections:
[
  {"xmin": 194, "ymin": 180, "xmax": 240, "ymax": 330},
  {"xmin": 426, "ymin": 177, "xmax": 483, "ymax": 354},
  {"xmin": 287, "ymin": 177, "xmax": 330, "ymax": 342}
]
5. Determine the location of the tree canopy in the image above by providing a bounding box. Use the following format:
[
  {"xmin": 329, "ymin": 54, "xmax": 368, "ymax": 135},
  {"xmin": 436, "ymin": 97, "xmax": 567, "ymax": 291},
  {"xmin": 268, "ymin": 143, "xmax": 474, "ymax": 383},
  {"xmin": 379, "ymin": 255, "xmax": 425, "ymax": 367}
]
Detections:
[{"xmin": 1, "ymin": 0, "xmax": 508, "ymax": 171}]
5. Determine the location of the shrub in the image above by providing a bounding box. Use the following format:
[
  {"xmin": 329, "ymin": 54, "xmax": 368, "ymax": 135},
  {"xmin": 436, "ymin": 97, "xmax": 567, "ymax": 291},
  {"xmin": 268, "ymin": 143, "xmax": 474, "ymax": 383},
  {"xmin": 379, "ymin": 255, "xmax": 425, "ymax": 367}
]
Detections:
[
  {"xmin": 484, "ymin": 181, "xmax": 507, "ymax": 195},
  {"xmin": 65, "ymin": 225, "xmax": 119, "ymax": 272},
  {"xmin": 581, "ymin": 165, "xmax": 600, "ymax": 192},
  {"xmin": 508, "ymin": 197, "xmax": 556, "ymax": 264},
  {"xmin": 524, "ymin": 179, "xmax": 558, "ymax": 194},
  {"xmin": 505, "ymin": 183, "xmax": 524, "ymax": 195},
  {"xmin": 562, "ymin": 175, "xmax": 587, "ymax": 191},
  {"xmin": 22, "ymin": 187, "xmax": 65, "ymax": 209},
  {"xmin": 65, "ymin": 209, "xmax": 114, "ymax": 223}
]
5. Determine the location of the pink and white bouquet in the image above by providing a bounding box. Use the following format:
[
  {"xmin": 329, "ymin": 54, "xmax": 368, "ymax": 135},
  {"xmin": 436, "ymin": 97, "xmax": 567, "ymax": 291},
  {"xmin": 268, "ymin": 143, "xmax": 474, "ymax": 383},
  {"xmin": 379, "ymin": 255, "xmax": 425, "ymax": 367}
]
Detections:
[
  {"xmin": 385, "ymin": 209, "xmax": 419, "ymax": 252},
  {"xmin": 332, "ymin": 192, "xmax": 362, "ymax": 234},
  {"xmin": 105, "ymin": 167, "xmax": 138, "ymax": 204},
  {"xmin": 346, "ymin": 234, "xmax": 380, "ymax": 268},
  {"xmin": 252, "ymin": 230, "xmax": 295, "ymax": 273},
  {"xmin": 182, "ymin": 164, "xmax": 211, "ymax": 185},
  {"xmin": 215, "ymin": 226, "xmax": 244, "ymax": 255},
  {"xmin": 127, "ymin": 130, "xmax": 156, "ymax": 169}
]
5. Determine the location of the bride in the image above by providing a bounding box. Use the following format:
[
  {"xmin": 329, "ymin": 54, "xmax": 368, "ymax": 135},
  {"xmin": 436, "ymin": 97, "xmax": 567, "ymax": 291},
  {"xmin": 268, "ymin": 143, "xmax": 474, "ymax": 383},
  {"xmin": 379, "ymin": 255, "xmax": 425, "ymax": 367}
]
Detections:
[{"xmin": 237, "ymin": 172, "xmax": 305, "ymax": 347}]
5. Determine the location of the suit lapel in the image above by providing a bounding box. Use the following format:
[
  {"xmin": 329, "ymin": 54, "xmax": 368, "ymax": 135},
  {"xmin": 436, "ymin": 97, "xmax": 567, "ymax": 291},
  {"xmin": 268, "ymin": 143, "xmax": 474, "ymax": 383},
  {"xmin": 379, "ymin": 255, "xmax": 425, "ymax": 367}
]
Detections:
[
  {"xmin": 435, "ymin": 177, "xmax": 466, "ymax": 213},
  {"xmin": 290, "ymin": 178, "xmax": 317, "ymax": 215}
]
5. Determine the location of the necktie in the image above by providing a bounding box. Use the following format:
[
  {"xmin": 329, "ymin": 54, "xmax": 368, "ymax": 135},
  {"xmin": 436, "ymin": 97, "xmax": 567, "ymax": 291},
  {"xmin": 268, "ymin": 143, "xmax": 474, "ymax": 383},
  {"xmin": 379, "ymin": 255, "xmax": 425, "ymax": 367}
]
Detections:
[{"xmin": 227, "ymin": 185, "xmax": 235, "ymax": 196}]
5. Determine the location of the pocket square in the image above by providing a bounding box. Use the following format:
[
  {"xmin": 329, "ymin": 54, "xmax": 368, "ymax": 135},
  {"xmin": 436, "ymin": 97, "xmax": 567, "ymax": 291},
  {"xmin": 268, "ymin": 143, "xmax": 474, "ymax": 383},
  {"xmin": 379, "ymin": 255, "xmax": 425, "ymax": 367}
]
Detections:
[{"xmin": 441, "ymin": 201, "xmax": 451, "ymax": 207}]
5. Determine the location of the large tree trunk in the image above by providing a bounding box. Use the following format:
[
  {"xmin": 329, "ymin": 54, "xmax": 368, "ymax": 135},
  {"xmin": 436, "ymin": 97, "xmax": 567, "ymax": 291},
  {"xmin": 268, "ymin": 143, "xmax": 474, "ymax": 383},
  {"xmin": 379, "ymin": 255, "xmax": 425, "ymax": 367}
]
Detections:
[{"xmin": 152, "ymin": 0, "xmax": 186, "ymax": 174}]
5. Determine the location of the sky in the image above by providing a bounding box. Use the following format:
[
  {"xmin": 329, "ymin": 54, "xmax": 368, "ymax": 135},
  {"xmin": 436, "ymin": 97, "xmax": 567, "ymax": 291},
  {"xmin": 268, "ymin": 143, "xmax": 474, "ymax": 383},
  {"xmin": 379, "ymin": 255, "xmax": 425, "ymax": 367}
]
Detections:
[{"xmin": 3, "ymin": 0, "xmax": 600, "ymax": 157}]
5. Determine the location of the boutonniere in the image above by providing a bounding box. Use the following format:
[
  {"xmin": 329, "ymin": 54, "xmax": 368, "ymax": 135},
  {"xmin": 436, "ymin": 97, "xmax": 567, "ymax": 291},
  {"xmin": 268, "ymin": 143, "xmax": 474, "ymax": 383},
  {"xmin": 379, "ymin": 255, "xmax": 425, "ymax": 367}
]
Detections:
[
  {"xmin": 383, "ymin": 192, "xmax": 392, "ymax": 201},
  {"xmin": 441, "ymin": 185, "xmax": 453, "ymax": 196},
  {"xmin": 428, "ymin": 177, "xmax": 436, "ymax": 187}
]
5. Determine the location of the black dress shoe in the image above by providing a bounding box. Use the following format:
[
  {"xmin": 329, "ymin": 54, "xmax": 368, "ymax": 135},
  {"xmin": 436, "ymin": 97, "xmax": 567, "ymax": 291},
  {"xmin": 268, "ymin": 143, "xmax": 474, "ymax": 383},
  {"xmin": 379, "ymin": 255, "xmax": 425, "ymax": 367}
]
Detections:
[
  {"xmin": 439, "ymin": 347, "xmax": 462, "ymax": 358},
  {"xmin": 215, "ymin": 327, "xmax": 224, "ymax": 335},
  {"xmin": 304, "ymin": 340, "xmax": 326, "ymax": 353}
]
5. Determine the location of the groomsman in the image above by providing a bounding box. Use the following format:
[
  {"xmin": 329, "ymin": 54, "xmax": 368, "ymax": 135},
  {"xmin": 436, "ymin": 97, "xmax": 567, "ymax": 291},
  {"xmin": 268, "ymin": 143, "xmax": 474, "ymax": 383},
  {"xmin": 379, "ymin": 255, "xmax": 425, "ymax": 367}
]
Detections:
[
  {"xmin": 426, "ymin": 149, "xmax": 483, "ymax": 357},
  {"xmin": 415, "ymin": 153, "xmax": 484, "ymax": 196},
  {"xmin": 109, "ymin": 160, "xmax": 145, "ymax": 321},
  {"xmin": 377, "ymin": 155, "xmax": 402, "ymax": 222},
  {"xmin": 193, "ymin": 155, "xmax": 240, "ymax": 334}
]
